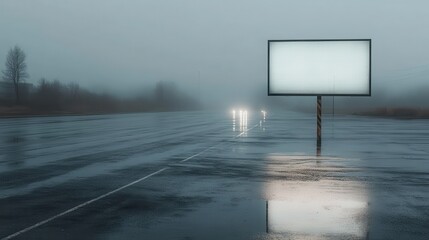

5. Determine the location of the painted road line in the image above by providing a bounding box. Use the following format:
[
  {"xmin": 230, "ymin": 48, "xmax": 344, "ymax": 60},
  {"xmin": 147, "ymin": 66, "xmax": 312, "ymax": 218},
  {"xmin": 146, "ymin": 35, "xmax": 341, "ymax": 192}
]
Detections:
[
  {"xmin": 2, "ymin": 167, "xmax": 169, "ymax": 240},
  {"xmin": 3, "ymin": 123, "xmax": 259, "ymax": 239},
  {"xmin": 180, "ymin": 124, "xmax": 258, "ymax": 163}
]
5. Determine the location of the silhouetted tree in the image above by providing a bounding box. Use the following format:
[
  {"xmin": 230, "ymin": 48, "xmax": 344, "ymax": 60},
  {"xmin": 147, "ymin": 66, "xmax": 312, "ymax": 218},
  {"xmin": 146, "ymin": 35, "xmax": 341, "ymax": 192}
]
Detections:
[
  {"xmin": 2, "ymin": 46, "xmax": 29, "ymax": 104},
  {"xmin": 153, "ymin": 81, "xmax": 198, "ymax": 111}
]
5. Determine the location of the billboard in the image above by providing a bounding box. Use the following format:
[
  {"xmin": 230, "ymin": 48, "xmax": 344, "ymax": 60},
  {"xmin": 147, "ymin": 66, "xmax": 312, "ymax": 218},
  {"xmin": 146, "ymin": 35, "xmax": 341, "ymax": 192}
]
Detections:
[{"xmin": 268, "ymin": 39, "xmax": 371, "ymax": 96}]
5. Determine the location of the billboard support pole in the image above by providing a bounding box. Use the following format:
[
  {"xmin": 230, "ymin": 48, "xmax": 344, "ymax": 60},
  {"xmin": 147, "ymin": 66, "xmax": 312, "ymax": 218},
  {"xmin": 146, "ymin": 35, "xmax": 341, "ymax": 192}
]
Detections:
[{"xmin": 317, "ymin": 96, "xmax": 322, "ymax": 154}]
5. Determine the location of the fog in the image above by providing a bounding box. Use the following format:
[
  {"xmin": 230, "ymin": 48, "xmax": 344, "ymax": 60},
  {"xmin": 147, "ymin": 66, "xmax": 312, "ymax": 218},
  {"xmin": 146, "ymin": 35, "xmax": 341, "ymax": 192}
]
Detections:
[
  {"xmin": 2, "ymin": 2, "xmax": 429, "ymax": 238},
  {"xmin": 1, "ymin": 0, "xmax": 429, "ymax": 110}
]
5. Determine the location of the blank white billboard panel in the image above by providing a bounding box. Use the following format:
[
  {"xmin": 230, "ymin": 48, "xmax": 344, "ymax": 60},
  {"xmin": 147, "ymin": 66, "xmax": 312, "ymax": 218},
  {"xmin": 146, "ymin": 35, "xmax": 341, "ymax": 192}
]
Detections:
[{"xmin": 268, "ymin": 40, "xmax": 371, "ymax": 96}]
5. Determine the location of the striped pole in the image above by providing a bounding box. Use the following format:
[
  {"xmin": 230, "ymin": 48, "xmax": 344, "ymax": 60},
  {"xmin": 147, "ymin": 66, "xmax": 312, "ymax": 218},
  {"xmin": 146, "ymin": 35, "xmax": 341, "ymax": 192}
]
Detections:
[
  {"xmin": 266, "ymin": 201, "xmax": 269, "ymax": 233},
  {"xmin": 317, "ymin": 96, "xmax": 322, "ymax": 151}
]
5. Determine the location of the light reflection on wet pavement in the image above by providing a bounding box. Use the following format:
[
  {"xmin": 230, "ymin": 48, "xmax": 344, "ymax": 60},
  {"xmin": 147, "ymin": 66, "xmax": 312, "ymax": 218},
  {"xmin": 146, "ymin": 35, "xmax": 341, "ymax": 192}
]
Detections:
[{"xmin": 1, "ymin": 111, "xmax": 429, "ymax": 239}]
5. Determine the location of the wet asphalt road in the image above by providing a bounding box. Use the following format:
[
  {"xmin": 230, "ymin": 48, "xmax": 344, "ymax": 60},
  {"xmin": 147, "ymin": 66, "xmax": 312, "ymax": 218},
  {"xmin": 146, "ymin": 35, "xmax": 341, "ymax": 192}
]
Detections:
[{"xmin": 1, "ymin": 110, "xmax": 429, "ymax": 239}]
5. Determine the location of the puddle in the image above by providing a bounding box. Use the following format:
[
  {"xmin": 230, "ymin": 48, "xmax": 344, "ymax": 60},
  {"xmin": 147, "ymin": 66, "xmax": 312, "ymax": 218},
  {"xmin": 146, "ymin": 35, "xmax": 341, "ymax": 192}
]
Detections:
[
  {"xmin": 259, "ymin": 154, "xmax": 369, "ymax": 239},
  {"xmin": 264, "ymin": 179, "xmax": 368, "ymax": 238}
]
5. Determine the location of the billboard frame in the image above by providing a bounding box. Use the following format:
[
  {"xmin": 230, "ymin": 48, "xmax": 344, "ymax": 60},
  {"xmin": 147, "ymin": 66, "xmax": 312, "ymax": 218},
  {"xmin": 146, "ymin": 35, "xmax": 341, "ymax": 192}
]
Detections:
[{"xmin": 267, "ymin": 39, "xmax": 372, "ymax": 96}]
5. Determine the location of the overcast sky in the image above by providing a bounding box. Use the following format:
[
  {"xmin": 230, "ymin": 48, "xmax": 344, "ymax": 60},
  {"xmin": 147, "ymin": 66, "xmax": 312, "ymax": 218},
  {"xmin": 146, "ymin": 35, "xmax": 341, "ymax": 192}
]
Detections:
[{"xmin": 1, "ymin": 0, "xmax": 429, "ymax": 104}]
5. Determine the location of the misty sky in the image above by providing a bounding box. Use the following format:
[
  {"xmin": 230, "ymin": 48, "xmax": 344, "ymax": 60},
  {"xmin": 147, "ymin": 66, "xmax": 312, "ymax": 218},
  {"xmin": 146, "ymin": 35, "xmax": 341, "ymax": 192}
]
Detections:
[{"xmin": 1, "ymin": 0, "xmax": 429, "ymax": 104}]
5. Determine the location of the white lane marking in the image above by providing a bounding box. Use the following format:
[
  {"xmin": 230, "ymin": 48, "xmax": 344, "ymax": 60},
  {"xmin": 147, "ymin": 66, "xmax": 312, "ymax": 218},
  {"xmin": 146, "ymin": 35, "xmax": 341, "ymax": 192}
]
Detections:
[
  {"xmin": 3, "ymin": 123, "xmax": 259, "ymax": 240},
  {"xmin": 180, "ymin": 145, "xmax": 216, "ymax": 163},
  {"xmin": 2, "ymin": 167, "xmax": 168, "ymax": 240},
  {"xmin": 180, "ymin": 123, "xmax": 258, "ymax": 163}
]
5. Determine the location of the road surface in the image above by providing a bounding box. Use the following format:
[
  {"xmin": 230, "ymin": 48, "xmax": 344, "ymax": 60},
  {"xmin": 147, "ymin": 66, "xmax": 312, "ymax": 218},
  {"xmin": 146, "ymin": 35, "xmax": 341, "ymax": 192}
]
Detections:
[{"xmin": 1, "ymin": 110, "xmax": 429, "ymax": 239}]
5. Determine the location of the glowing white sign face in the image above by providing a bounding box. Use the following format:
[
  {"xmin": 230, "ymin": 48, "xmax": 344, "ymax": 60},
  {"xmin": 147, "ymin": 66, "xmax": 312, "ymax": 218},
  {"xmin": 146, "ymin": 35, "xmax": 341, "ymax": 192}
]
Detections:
[{"xmin": 268, "ymin": 40, "xmax": 371, "ymax": 96}]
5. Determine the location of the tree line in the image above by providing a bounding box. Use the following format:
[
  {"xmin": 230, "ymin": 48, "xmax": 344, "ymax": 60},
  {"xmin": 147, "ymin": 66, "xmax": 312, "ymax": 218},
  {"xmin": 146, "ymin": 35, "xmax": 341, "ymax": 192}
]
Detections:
[{"xmin": 1, "ymin": 46, "xmax": 199, "ymax": 115}]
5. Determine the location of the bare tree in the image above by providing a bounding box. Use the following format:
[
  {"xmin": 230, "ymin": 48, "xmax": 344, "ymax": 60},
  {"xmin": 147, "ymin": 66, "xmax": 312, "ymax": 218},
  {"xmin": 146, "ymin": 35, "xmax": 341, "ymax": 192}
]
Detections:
[{"xmin": 2, "ymin": 46, "xmax": 28, "ymax": 104}]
